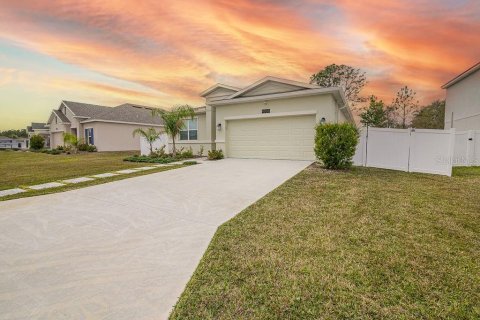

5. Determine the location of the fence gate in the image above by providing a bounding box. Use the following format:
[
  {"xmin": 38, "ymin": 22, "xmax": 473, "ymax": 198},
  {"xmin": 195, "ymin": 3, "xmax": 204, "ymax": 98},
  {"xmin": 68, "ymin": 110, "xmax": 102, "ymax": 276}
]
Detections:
[{"xmin": 354, "ymin": 127, "xmax": 455, "ymax": 176}]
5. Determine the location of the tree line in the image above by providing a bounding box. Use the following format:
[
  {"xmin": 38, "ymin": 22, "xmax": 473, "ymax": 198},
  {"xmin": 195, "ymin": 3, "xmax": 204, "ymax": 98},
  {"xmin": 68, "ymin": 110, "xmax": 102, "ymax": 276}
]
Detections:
[{"xmin": 310, "ymin": 64, "xmax": 445, "ymax": 129}]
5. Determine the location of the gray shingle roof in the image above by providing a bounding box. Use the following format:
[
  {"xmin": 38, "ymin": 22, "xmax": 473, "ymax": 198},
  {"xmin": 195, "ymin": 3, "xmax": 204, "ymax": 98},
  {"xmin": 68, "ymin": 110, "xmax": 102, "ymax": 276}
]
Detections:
[
  {"xmin": 86, "ymin": 103, "xmax": 164, "ymax": 125},
  {"xmin": 27, "ymin": 123, "xmax": 48, "ymax": 132},
  {"xmin": 63, "ymin": 101, "xmax": 111, "ymax": 118},
  {"xmin": 52, "ymin": 109, "xmax": 70, "ymax": 123}
]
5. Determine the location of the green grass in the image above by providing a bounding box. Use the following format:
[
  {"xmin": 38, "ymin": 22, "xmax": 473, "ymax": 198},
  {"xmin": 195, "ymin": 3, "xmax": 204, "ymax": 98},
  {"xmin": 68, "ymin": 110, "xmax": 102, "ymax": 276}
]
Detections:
[
  {"xmin": 171, "ymin": 166, "xmax": 480, "ymax": 319},
  {"xmin": 0, "ymin": 150, "xmax": 152, "ymax": 190},
  {"xmin": 0, "ymin": 150, "xmax": 186, "ymax": 201}
]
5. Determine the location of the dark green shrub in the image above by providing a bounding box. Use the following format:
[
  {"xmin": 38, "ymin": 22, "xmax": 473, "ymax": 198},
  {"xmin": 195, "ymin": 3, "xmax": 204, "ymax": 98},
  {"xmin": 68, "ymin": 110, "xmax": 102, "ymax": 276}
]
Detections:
[
  {"xmin": 314, "ymin": 123, "xmax": 359, "ymax": 169},
  {"xmin": 183, "ymin": 160, "xmax": 197, "ymax": 165},
  {"xmin": 123, "ymin": 155, "xmax": 175, "ymax": 164},
  {"xmin": 77, "ymin": 143, "xmax": 88, "ymax": 151},
  {"xmin": 29, "ymin": 135, "xmax": 45, "ymax": 150},
  {"xmin": 86, "ymin": 145, "xmax": 97, "ymax": 152},
  {"xmin": 56, "ymin": 145, "xmax": 64, "ymax": 151},
  {"xmin": 208, "ymin": 149, "xmax": 224, "ymax": 160}
]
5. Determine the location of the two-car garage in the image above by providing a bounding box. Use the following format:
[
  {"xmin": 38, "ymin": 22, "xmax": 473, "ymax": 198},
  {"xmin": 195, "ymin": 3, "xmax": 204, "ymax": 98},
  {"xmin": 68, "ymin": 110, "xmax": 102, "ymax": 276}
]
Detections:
[{"xmin": 225, "ymin": 115, "xmax": 316, "ymax": 161}]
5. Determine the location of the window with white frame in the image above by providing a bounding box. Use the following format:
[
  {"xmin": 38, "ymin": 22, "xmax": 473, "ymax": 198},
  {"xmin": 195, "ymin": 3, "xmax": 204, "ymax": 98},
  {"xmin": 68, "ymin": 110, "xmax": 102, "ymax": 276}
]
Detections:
[
  {"xmin": 84, "ymin": 128, "xmax": 94, "ymax": 145},
  {"xmin": 180, "ymin": 118, "xmax": 198, "ymax": 140}
]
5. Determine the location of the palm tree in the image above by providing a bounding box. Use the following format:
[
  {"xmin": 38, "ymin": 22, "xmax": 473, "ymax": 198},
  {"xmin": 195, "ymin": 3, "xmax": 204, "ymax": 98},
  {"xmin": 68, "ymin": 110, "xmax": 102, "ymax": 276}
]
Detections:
[
  {"xmin": 132, "ymin": 127, "xmax": 161, "ymax": 155},
  {"xmin": 63, "ymin": 132, "xmax": 79, "ymax": 153},
  {"xmin": 152, "ymin": 105, "xmax": 195, "ymax": 157}
]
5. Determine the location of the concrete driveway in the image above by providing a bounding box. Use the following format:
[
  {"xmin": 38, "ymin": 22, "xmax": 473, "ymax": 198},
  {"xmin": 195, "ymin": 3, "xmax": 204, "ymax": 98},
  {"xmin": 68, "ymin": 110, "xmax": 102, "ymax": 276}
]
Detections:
[{"xmin": 0, "ymin": 159, "xmax": 311, "ymax": 319}]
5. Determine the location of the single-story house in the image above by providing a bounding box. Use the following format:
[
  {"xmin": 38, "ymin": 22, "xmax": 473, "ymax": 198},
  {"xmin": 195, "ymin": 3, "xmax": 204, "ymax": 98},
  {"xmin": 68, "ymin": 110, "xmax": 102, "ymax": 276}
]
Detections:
[
  {"xmin": 442, "ymin": 61, "xmax": 480, "ymax": 130},
  {"xmin": 46, "ymin": 101, "xmax": 163, "ymax": 151},
  {"xmin": 27, "ymin": 122, "xmax": 50, "ymax": 148},
  {"xmin": 0, "ymin": 136, "xmax": 28, "ymax": 149},
  {"xmin": 176, "ymin": 76, "xmax": 353, "ymax": 160}
]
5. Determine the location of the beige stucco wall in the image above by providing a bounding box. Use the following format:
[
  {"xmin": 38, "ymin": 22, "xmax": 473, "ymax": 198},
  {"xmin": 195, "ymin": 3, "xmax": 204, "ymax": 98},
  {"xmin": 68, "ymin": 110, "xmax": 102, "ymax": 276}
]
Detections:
[
  {"xmin": 214, "ymin": 94, "xmax": 339, "ymax": 145},
  {"xmin": 171, "ymin": 113, "xmax": 214, "ymax": 154},
  {"xmin": 445, "ymin": 69, "xmax": 480, "ymax": 130},
  {"xmin": 85, "ymin": 122, "xmax": 163, "ymax": 152}
]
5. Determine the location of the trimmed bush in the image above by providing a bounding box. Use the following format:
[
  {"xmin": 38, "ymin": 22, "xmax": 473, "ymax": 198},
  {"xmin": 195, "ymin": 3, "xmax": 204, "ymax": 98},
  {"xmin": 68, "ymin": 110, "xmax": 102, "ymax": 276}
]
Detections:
[
  {"xmin": 183, "ymin": 160, "xmax": 197, "ymax": 166},
  {"xmin": 208, "ymin": 149, "xmax": 224, "ymax": 160},
  {"xmin": 123, "ymin": 155, "xmax": 176, "ymax": 164},
  {"xmin": 29, "ymin": 135, "xmax": 45, "ymax": 150},
  {"xmin": 314, "ymin": 123, "xmax": 359, "ymax": 169}
]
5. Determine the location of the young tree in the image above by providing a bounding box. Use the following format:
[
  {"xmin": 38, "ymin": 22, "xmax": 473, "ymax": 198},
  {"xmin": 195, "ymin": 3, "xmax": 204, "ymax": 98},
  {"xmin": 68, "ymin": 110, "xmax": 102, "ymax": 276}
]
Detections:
[
  {"xmin": 152, "ymin": 105, "xmax": 195, "ymax": 157},
  {"xmin": 411, "ymin": 100, "xmax": 445, "ymax": 129},
  {"xmin": 359, "ymin": 96, "xmax": 388, "ymax": 127},
  {"xmin": 310, "ymin": 64, "xmax": 367, "ymax": 110},
  {"xmin": 63, "ymin": 132, "xmax": 79, "ymax": 153},
  {"xmin": 29, "ymin": 135, "xmax": 45, "ymax": 150},
  {"xmin": 132, "ymin": 127, "xmax": 161, "ymax": 156},
  {"xmin": 390, "ymin": 86, "xmax": 419, "ymax": 129}
]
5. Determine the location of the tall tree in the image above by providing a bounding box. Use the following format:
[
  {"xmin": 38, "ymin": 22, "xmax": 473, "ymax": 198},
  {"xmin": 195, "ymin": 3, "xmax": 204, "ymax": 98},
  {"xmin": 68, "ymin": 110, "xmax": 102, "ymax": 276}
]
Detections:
[
  {"xmin": 359, "ymin": 96, "xmax": 388, "ymax": 127},
  {"xmin": 310, "ymin": 64, "xmax": 367, "ymax": 109},
  {"xmin": 0, "ymin": 129, "xmax": 27, "ymax": 138},
  {"xmin": 132, "ymin": 127, "xmax": 161, "ymax": 155},
  {"xmin": 152, "ymin": 105, "xmax": 195, "ymax": 157},
  {"xmin": 390, "ymin": 86, "xmax": 419, "ymax": 129},
  {"xmin": 411, "ymin": 100, "xmax": 445, "ymax": 129}
]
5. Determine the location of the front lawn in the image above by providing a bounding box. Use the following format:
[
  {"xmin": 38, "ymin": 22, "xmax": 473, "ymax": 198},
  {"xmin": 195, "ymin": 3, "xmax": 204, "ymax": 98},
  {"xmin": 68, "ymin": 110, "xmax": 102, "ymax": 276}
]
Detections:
[
  {"xmin": 171, "ymin": 166, "xmax": 480, "ymax": 319},
  {"xmin": 0, "ymin": 150, "xmax": 148, "ymax": 190}
]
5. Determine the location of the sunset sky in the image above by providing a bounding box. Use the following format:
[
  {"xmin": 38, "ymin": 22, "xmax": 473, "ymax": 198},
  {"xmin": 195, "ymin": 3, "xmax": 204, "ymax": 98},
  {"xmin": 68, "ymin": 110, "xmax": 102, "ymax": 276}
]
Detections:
[{"xmin": 0, "ymin": 0, "xmax": 479, "ymax": 130}]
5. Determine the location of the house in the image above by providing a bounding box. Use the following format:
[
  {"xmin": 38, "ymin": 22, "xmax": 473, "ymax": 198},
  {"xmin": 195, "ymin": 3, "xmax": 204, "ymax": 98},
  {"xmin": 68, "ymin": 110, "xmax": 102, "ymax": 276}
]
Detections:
[
  {"xmin": 176, "ymin": 76, "xmax": 353, "ymax": 160},
  {"xmin": 46, "ymin": 101, "xmax": 163, "ymax": 151},
  {"xmin": 0, "ymin": 136, "xmax": 28, "ymax": 149},
  {"xmin": 26, "ymin": 122, "xmax": 50, "ymax": 148},
  {"xmin": 442, "ymin": 62, "xmax": 480, "ymax": 130}
]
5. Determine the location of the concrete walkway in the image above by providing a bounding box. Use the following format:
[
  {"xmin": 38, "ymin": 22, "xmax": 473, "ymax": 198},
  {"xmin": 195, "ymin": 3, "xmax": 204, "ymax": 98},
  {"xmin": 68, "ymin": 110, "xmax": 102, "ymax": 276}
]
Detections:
[{"xmin": 0, "ymin": 159, "xmax": 311, "ymax": 320}]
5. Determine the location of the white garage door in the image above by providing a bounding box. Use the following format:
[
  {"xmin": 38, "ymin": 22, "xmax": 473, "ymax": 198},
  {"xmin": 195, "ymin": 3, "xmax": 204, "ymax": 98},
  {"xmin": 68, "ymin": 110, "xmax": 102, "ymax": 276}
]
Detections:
[{"xmin": 226, "ymin": 115, "xmax": 316, "ymax": 160}]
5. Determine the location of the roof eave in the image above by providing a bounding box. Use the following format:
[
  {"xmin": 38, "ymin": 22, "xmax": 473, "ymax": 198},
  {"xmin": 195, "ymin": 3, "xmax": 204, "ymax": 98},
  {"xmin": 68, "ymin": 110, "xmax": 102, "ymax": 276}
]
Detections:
[{"xmin": 441, "ymin": 62, "xmax": 480, "ymax": 89}]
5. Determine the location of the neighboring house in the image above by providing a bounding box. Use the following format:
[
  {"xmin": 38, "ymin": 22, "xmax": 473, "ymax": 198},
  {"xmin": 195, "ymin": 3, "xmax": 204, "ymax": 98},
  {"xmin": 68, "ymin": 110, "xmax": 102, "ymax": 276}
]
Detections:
[
  {"xmin": 177, "ymin": 76, "xmax": 353, "ymax": 160},
  {"xmin": 27, "ymin": 122, "xmax": 50, "ymax": 148},
  {"xmin": 442, "ymin": 62, "xmax": 480, "ymax": 130},
  {"xmin": 46, "ymin": 101, "xmax": 163, "ymax": 151},
  {"xmin": 0, "ymin": 136, "xmax": 28, "ymax": 149}
]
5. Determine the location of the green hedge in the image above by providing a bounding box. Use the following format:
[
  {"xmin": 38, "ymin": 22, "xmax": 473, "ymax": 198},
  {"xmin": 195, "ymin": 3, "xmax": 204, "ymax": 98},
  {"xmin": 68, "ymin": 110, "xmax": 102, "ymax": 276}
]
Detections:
[{"xmin": 314, "ymin": 123, "xmax": 359, "ymax": 169}]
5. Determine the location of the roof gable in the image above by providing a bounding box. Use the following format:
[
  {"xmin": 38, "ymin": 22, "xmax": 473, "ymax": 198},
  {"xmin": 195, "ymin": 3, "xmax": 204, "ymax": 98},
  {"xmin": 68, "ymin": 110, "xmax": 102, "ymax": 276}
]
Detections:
[
  {"xmin": 200, "ymin": 84, "xmax": 240, "ymax": 98},
  {"xmin": 228, "ymin": 77, "xmax": 318, "ymax": 99},
  {"xmin": 62, "ymin": 100, "xmax": 111, "ymax": 118}
]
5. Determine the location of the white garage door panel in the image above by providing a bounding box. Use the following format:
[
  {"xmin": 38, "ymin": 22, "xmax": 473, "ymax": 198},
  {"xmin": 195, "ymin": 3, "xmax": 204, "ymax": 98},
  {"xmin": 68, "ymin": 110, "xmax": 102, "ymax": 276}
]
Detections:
[{"xmin": 226, "ymin": 115, "xmax": 316, "ymax": 160}]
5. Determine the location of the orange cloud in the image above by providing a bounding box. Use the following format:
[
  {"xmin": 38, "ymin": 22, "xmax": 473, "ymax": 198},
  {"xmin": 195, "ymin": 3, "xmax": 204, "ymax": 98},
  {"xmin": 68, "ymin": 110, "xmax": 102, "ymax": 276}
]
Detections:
[{"xmin": 0, "ymin": 0, "xmax": 479, "ymax": 129}]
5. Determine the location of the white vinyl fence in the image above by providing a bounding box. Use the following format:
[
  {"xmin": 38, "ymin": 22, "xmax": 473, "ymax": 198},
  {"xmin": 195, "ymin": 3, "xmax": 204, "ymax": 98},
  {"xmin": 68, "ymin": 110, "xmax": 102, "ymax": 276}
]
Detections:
[
  {"xmin": 354, "ymin": 128, "xmax": 455, "ymax": 176},
  {"xmin": 453, "ymin": 130, "xmax": 480, "ymax": 166},
  {"xmin": 140, "ymin": 134, "xmax": 168, "ymax": 156}
]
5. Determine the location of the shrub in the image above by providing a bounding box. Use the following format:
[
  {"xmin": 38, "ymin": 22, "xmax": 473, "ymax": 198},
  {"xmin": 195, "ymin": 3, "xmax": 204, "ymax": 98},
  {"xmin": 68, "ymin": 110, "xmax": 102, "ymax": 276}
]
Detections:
[
  {"xmin": 86, "ymin": 145, "xmax": 97, "ymax": 152},
  {"xmin": 78, "ymin": 143, "xmax": 88, "ymax": 151},
  {"xmin": 179, "ymin": 147, "xmax": 194, "ymax": 159},
  {"xmin": 29, "ymin": 135, "xmax": 45, "ymax": 150},
  {"xmin": 123, "ymin": 156, "xmax": 175, "ymax": 164},
  {"xmin": 208, "ymin": 149, "xmax": 224, "ymax": 160},
  {"xmin": 56, "ymin": 145, "xmax": 65, "ymax": 151},
  {"xmin": 183, "ymin": 160, "xmax": 197, "ymax": 165},
  {"xmin": 197, "ymin": 145, "xmax": 204, "ymax": 157},
  {"xmin": 151, "ymin": 145, "xmax": 168, "ymax": 158},
  {"xmin": 314, "ymin": 123, "xmax": 359, "ymax": 169}
]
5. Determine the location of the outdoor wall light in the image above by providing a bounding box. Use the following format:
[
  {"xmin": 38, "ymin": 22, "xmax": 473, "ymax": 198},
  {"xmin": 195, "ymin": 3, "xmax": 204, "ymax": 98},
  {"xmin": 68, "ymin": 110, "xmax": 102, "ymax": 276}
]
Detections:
[
  {"xmin": 217, "ymin": 123, "xmax": 222, "ymax": 131},
  {"xmin": 320, "ymin": 117, "xmax": 326, "ymax": 124}
]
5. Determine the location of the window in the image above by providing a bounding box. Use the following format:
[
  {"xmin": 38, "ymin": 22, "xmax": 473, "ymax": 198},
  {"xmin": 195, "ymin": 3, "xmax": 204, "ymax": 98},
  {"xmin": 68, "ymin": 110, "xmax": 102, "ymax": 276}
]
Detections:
[
  {"xmin": 180, "ymin": 118, "xmax": 198, "ymax": 140},
  {"xmin": 84, "ymin": 128, "xmax": 94, "ymax": 145}
]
